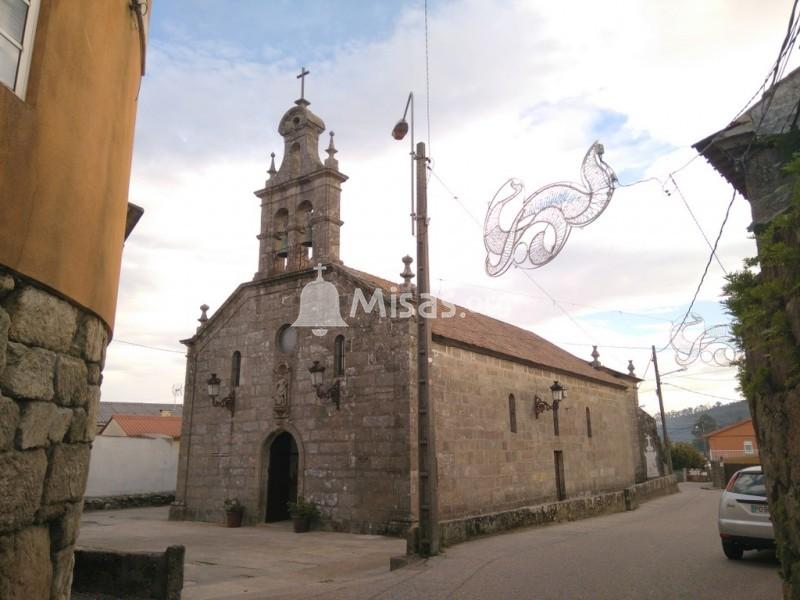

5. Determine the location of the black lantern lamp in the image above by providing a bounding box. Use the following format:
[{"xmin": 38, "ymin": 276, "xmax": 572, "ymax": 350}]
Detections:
[
  {"xmin": 206, "ymin": 372, "xmax": 235, "ymax": 415},
  {"xmin": 534, "ymin": 380, "xmax": 567, "ymax": 418},
  {"xmin": 309, "ymin": 360, "xmax": 342, "ymax": 410}
]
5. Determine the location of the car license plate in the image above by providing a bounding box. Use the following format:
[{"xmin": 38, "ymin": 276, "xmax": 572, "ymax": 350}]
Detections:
[{"xmin": 751, "ymin": 504, "xmax": 769, "ymax": 514}]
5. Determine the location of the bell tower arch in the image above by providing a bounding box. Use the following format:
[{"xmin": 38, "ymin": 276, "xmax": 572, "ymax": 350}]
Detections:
[{"xmin": 254, "ymin": 91, "xmax": 348, "ymax": 280}]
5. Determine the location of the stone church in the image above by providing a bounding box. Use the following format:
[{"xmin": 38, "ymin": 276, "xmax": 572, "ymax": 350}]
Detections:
[{"xmin": 169, "ymin": 91, "xmax": 654, "ymax": 537}]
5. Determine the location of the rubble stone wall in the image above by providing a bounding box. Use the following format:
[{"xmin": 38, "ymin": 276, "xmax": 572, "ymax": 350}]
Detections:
[
  {"xmin": 0, "ymin": 268, "xmax": 107, "ymax": 599},
  {"xmin": 431, "ymin": 341, "xmax": 638, "ymax": 521},
  {"xmin": 172, "ymin": 269, "xmax": 415, "ymax": 534}
]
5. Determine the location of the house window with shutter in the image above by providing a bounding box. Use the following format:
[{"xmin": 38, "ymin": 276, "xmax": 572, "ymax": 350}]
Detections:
[{"xmin": 0, "ymin": 0, "xmax": 40, "ymax": 98}]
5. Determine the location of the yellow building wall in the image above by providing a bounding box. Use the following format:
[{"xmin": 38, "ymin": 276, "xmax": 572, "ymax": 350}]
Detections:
[{"xmin": 0, "ymin": 0, "xmax": 145, "ymax": 330}]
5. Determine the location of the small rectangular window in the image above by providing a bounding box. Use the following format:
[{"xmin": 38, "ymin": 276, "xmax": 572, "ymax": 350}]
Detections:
[
  {"xmin": 743, "ymin": 440, "xmax": 754, "ymax": 455},
  {"xmin": 0, "ymin": 0, "xmax": 40, "ymax": 99}
]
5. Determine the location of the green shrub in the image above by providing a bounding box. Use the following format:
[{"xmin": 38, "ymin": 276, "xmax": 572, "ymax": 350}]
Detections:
[
  {"xmin": 287, "ymin": 496, "xmax": 320, "ymax": 519},
  {"xmin": 671, "ymin": 442, "xmax": 706, "ymax": 469}
]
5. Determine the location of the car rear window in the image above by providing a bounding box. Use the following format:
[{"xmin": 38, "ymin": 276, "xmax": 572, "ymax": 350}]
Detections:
[{"xmin": 731, "ymin": 472, "xmax": 766, "ymax": 496}]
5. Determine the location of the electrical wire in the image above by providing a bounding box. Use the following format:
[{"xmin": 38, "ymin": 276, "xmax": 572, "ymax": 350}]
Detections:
[
  {"xmin": 658, "ymin": 189, "xmax": 737, "ymax": 353},
  {"xmin": 114, "ymin": 339, "xmax": 185, "ymax": 354},
  {"xmin": 668, "ymin": 175, "xmax": 728, "ymax": 275},
  {"xmin": 424, "ymin": 0, "xmax": 432, "ymax": 159},
  {"xmin": 662, "ymin": 382, "xmax": 742, "ymax": 403}
]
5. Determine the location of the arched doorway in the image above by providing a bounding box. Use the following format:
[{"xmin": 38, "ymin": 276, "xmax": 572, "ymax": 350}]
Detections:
[{"xmin": 265, "ymin": 431, "xmax": 299, "ymax": 522}]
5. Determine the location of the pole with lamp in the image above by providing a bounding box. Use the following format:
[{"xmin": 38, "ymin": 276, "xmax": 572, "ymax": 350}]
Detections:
[{"xmin": 392, "ymin": 92, "xmax": 439, "ymax": 557}]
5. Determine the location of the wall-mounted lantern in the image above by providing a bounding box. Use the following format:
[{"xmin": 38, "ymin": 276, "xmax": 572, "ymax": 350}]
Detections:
[
  {"xmin": 309, "ymin": 360, "xmax": 342, "ymax": 410},
  {"xmin": 534, "ymin": 380, "xmax": 567, "ymax": 418},
  {"xmin": 207, "ymin": 372, "xmax": 235, "ymax": 416}
]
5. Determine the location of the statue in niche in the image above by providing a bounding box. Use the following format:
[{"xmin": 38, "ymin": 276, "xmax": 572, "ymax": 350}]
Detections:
[{"xmin": 273, "ymin": 362, "xmax": 291, "ymax": 419}]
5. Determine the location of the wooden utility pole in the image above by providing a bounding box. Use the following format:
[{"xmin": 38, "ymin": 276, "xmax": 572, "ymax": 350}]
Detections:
[
  {"xmin": 652, "ymin": 345, "xmax": 674, "ymax": 473},
  {"xmin": 415, "ymin": 141, "xmax": 439, "ymax": 556}
]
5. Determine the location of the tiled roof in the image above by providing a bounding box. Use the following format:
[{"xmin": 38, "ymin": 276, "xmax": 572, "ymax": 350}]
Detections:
[
  {"xmin": 103, "ymin": 414, "xmax": 182, "ymax": 438},
  {"xmin": 340, "ymin": 266, "xmax": 627, "ymax": 389},
  {"xmin": 98, "ymin": 402, "xmax": 183, "ymax": 426},
  {"xmin": 703, "ymin": 417, "xmax": 754, "ymax": 439}
]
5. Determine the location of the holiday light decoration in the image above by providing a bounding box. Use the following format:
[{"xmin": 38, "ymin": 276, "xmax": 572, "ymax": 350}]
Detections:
[
  {"xmin": 670, "ymin": 313, "xmax": 739, "ymax": 367},
  {"xmin": 484, "ymin": 141, "xmax": 617, "ymax": 275}
]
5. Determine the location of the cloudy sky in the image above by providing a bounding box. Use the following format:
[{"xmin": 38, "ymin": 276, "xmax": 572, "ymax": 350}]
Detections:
[{"xmin": 106, "ymin": 0, "xmax": 798, "ymax": 417}]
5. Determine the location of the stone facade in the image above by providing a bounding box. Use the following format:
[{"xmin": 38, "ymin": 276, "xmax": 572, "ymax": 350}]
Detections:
[
  {"xmin": 0, "ymin": 269, "xmax": 106, "ymax": 599},
  {"xmin": 171, "ymin": 95, "xmax": 650, "ymax": 540},
  {"xmin": 432, "ymin": 341, "xmax": 638, "ymax": 520},
  {"xmin": 172, "ymin": 270, "xmax": 416, "ymax": 533}
]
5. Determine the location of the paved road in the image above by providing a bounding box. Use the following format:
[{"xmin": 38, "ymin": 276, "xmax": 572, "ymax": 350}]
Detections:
[
  {"xmin": 78, "ymin": 484, "xmax": 782, "ymax": 599},
  {"xmin": 292, "ymin": 483, "xmax": 782, "ymax": 600}
]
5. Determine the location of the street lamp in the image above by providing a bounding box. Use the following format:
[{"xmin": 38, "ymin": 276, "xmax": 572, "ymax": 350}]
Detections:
[
  {"xmin": 206, "ymin": 373, "xmax": 235, "ymax": 415},
  {"xmin": 534, "ymin": 380, "xmax": 567, "ymax": 418},
  {"xmin": 308, "ymin": 360, "xmax": 342, "ymax": 410},
  {"xmin": 393, "ymin": 91, "xmax": 439, "ymax": 557}
]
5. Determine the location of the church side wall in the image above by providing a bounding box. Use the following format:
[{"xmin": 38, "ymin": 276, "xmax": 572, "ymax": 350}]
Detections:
[
  {"xmin": 431, "ymin": 341, "xmax": 637, "ymax": 521},
  {"xmin": 171, "ymin": 272, "xmax": 414, "ymax": 535}
]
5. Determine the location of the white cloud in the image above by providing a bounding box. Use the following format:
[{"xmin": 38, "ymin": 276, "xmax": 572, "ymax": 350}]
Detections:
[{"xmin": 108, "ymin": 0, "xmax": 796, "ymax": 412}]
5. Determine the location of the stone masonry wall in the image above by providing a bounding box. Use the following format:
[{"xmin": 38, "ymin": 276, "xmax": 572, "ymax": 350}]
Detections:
[
  {"xmin": 0, "ymin": 268, "xmax": 107, "ymax": 599},
  {"xmin": 172, "ymin": 268, "xmax": 415, "ymax": 534},
  {"xmin": 431, "ymin": 341, "xmax": 638, "ymax": 520}
]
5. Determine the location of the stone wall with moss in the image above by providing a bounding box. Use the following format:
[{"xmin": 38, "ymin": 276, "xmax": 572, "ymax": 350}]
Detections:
[
  {"xmin": 0, "ymin": 268, "xmax": 107, "ymax": 599},
  {"xmin": 725, "ymin": 161, "xmax": 800, "ymax": 600}
]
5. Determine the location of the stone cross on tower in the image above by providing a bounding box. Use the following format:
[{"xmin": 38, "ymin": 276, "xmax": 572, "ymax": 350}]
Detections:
[{"xmin": 297, "ymin": 66, "xmax": 310, "ymax": 104}]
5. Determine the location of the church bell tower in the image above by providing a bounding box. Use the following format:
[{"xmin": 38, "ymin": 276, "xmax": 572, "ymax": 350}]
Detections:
[{"xmin": 254, "ymin": 71, "xmax": 348, "ymax": 280}]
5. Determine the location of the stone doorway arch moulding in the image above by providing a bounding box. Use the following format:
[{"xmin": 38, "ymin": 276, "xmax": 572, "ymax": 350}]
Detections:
[{"xmin": 258, "ymin": 423, "xmax": 306, "ymax": 522}]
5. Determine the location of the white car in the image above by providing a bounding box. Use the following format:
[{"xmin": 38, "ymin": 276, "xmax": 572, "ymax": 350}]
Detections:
[{"xmin": 718, "ymin": 465, "xmax": 774, "ymax": 559}]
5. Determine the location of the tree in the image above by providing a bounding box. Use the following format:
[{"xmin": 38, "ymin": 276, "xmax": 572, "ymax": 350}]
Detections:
[
  {"xmin": 692, "ymin": 413, "xmax": 718, "ymax": 456},
  {"xmin": 671, "ymin": 442, "xmax": 706, "ymax": 470}
]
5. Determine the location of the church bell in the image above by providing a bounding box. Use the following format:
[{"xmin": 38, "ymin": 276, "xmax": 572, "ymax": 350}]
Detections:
[
  {"xmin": 301, "ymin": 212, "xmax": 313, "ymax": 248},
  {"xmin": 275, "ymin": 232, "xmax": 288, "ymax": 258},
  {"xmin": 291, "ymin": 266, "xmax": 348, "ymax": 336}
]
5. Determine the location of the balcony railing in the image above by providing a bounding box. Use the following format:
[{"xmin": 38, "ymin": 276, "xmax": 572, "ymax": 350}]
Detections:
[{"xmin": 709, "ymin": 448, "xmax": 759, "ymax": 461}]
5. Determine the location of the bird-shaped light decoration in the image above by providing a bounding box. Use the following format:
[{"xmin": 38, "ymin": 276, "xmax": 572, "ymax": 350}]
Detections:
[
  {"xmin": 484, "ymin": 141, "xmax": 617, "ymax": 274},
  {"xmin": 669, "ymin": 313, "xmax": 738, "ymax": 367}
]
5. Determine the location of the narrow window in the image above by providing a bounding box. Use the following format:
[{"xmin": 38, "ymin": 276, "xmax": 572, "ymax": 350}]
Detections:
[
  {"xmin": 334, "ymin": 335, "xmax": 345, "ymax": 377},
  {"xmin": 231, "ymin": 351, "xmax": 241, "ymax": 388},
  {"xmin": 508, "ymin": 394, "xmax": 517, "ymax": 433},
  {"xmin": 0, "ymin": 0, "xmax": 40, "ymax": 99},
  {"xmin": 586, "ymin": 406, "xmax": 592, "ymax": 438}
]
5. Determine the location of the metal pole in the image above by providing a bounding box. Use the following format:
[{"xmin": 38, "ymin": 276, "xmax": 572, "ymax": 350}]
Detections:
[
  {"xmin": 416, "ymin": 141, "xmax": 439, "ymax": 556},
  {"xmin": 652, "ymin": 345, "xmax": 674, "ymax": 474}
]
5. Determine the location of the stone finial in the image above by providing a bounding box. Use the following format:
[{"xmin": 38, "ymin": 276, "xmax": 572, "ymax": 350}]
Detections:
[
  {"xmin": 400, "ymin": 255, "xmax": 415, "ymax": 292},
  {"xmin": 198, "ymin": 304, "xmax": 209, "ymax": 325},
  {"xmin": 325, "ymin": 132, "xmax": 338, "ymax": 169},
  {"xmin": 628, "ymin": 360, "xmax": 636, "ymax": 377},
  {"xmin": 267, "ymin": 152, "xmax": 277, "ymax": 177},
  {"xmin": 590, "ymin": 345, "xmax": 601, "ymax": 368}
]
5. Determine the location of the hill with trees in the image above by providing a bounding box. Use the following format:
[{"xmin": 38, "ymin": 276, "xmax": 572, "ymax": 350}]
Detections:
[{"xmin": 654, "ymin": 400, "xmax": 751, "ymax": 445}]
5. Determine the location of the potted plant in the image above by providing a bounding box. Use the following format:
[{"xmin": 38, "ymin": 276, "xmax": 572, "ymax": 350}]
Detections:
[
  {"xmin": 287, "ymin": 496, "xmax": 320, "ymax": 533},
  {"xmin": 223, "ymin": 498, "xmax": 244, "ymax": 528}
]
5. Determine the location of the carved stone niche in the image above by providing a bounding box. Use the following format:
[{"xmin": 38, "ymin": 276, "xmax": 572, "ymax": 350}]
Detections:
[{"xmin": 272, "ymin": 362, "xmax": 292, "ymax": 419}]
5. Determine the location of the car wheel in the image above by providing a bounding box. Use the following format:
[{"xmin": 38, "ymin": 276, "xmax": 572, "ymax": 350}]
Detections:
[{"xmin": 722, "ymin": 541, "xmax": 744, "ymax": 560}]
